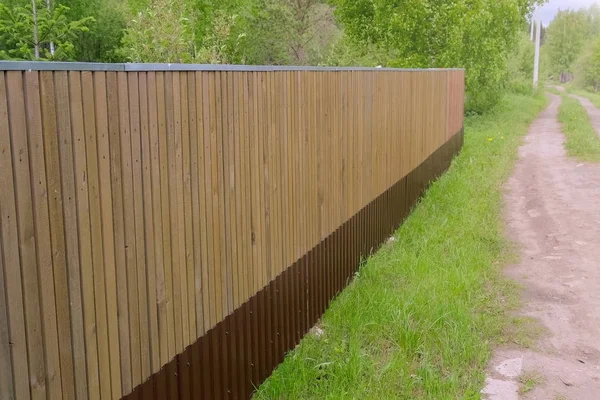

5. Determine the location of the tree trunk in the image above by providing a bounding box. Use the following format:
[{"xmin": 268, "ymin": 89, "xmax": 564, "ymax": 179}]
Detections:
[
  {"xmin": 31, "ymin": 0, "xmax": 40, "ymax": 58},
  {"xmin": 46, "ymin": 0, "xmax": 55, "ymax": 55}
]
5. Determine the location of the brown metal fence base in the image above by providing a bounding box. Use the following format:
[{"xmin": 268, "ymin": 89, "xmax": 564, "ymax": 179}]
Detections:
[{"xmin": 123, "ymin": 129, "xmax": 464, "ymax": 400}]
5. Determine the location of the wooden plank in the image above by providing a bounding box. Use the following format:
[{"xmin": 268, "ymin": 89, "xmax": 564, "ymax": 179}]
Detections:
[
  {"xmin": 262, "ymin": 72, "xmax": 273, "ymax": 283},
  {"xmin": 247, "ymin": 72, "xmax": 259, "ymax": 297},
  {"xmin": 271, "ymin": 72, "xmax": 283, "ymax": 275},
  {"xmin": 166, "ymin": 72, "xmax": 184, "ymax": 355},
  {"xmin": 6, "ymin": 71, "xmax": 46, "ymax": 400},
  {"xmin": 39, "ymin": 71, "xmax": 77, "ymax": 400},
  {"xmin": 139, "ymin": 72, "xmax": 161, "ymax": 374},
  {"xmin": 68, "ymin": 71, "xmax": 100, "ymax": 400},
  {"xmin": 198, "ymin": 72, "xmax": 212, "ymax": 332},
  {"xmin": 172, "ymin": 72, "xmax": 188, "ymax": 351},
  {"xmin": 0, "ymin": 220, "xmax": 13, "ymax": 400},
  {"xmin": 279, "ymin": 72, "xmax": 290, "ymax": 271},
  {"xmin": 296, "ymin": 71, "xmax": 306, "ymax": 261},
  {"xmin": 180, "ymin": 72, "xmax": 196, "ymax": 344},
  {"xmin": 0, "ymin": 71, "xmax": 29, "ymax": 400},
  {"xmin": 240, "ymin": 72, "xmax": 252, "ymax": 302},
  {"xmin": 93, "ymin": 71, "xmax": 122, "ymax": 399},
  {"xmin": 191, "ymin": 72, "xmax": 208, "ymax": 336},
  {"xmin": 228, "ymin": 71, "xmax": 240, "ymax": 309},
  {"xmin": 107, "ymin": 71, "xmax": 132, "ymax": 395},
  {"xmin": 237, "ymin": 71, "xmax": 247, "ymax": 301},
  {"xmin": 127, "ymin": 72, "xmax": 150, "ymax": 382},
  {"xmin": 54, "ymin": 71, "xmax": 88, "ymax": 399},
  {"xmin": 257, "ymin": 72, "xmax": 269, "ymax": 289},
  {"xmin": 214, "ymin": 72, "xmax": 227, "ymax": 322},
  {"xmin": 156, "ymin": 71, "xmax": 176, "ymax": 362},
  {"xmin": 202, "ymin": 72, "xmax": 219, "ymax": 329},
  {"xmin": 82, "ymin": 70, "xmax": 112, "ymax": 400},
  {"xmin": 117, "ymin": 71, "xmax": 142, "ymax": 390},
  {"xmin": 222, "ymin": 72, "xmax": 236, "ymax": 314}
]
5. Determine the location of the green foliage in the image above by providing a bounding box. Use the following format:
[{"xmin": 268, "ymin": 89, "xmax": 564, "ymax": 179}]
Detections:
[
  {"xmin": 582, "ymin": 39, "xmax": 600, "ymax": 92},
  {"xmin": 507, "ymin": 33, "xmax": 539, "ymax": 95},
  {"xmin": 544, "ymin": 9, "xmax": 591, "ymax": 77},
  {"xmin": 62, "ymin": 0, "xmax": 128, "ymax": 62},
  {"xmin": 331, "ymin": 0, "xmax": 543, "ymax": 113},
  {"xmin": 120, "ymin": 0, "xmax": 248, "ymax": 63},
  {"xmin": 325, "ymin": 34, "xmax": 392, "ymax": 67},
  {"xmin": 0, "ymin": 0, "xmax": 93, "ymax": 60},
  {"xmin": 120, "ymin": 0, "xmax": 197, "ymax": 63}
]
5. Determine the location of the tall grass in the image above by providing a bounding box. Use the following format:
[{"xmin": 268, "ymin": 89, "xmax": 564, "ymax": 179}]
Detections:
[
  {"xmin": 254, "ymin": 93, "xmax": 547, "ymax": 399},
  {"xmin": 559, "ymin": 95, "xmax": 600, "ymax": 162}
]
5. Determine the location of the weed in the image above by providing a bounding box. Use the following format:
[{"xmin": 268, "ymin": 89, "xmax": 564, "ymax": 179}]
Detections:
[{"xmin": 518, "ymin": 370, "xmax": 546, "ymax": 394}]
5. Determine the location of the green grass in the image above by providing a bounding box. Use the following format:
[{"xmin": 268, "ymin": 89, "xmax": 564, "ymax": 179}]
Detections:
[
  {"xmin": 546, "ymin": 87, "xmax": 561, "ymax": 96},
  {"xmin": 570, "ymin": 88, "xmax": 600, "ymax": 109},
  {"xmin": 558, "ymin": 95, "xmax": 600, "ymax": 162},
  {"xmin": 254, "ymin": 93, "xmax": 547, "ymax": 399},
  {"xmin": 518, "ymin": 370, "xmax": 545, "ymax": 394}
]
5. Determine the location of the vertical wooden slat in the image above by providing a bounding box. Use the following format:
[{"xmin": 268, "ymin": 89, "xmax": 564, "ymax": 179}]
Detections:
[
  {"xmin": 172, "ymin": 72, "xmax": 189, "ymax": 352},
  {"xmin": 181, "ymin": 72, "xmax": 196, "ymax": 344},
  {"xmin": 196, "ymin": 72, "xmax": 211, "ymax": 334},
  {"xmin": 93, "ymin": 71, "xmax": 122, "ymax": 399},
  {"xmin": 40, "ymin": 71, "xmax": 77, "ymax": 400},
  {"xmin": 240, "ymin": 71, "xmax": 251, "ymax": 304},
  {"xmin": 223, "ymin": 71, "xmax": 237, "ymax": 313},
  {"xmin": 6, "ymin": 71, "xmax": 46, "ymax": 400},
  {"xmin": 107, "ymin": 70, "xmax": 132, "ymax": 395},
  {"xmin": 138, "ymin": 72, "xmax": 160, "ymax": 374},
  {"xmin": 215, "ymin": 72, "xmax": 227, "ymax": 323},
  {"xmin": 203, "ymin": 72, "xmax": 218, "ymax": 329},
  {"xmin": 82, "ymin": 70, "xmax": 112, "ymax": 400},
  {"xmin": 156, "ymin": 71, "xmax": 175, "ymax": 363},
  {"xmin": 190, "ymin": 71, "xmax": 206, "ymax": 337},
  {"xmin": 68, "ymin": 70, "xmax": 100, "ymax": 400},
  {"xmin": 1, "ymin": 72, "xmax": 30, "ymax": 400},
  {"xmin": 127, "ymin": 73, "xmax": 150, "ymax": 382},
  {"xmin": 0, "ymin": 219, "xmax": 12, "ymax": 400},
  {"xmin": 166, "ymin": 72, "xmax": 184, "ymax": 356}
]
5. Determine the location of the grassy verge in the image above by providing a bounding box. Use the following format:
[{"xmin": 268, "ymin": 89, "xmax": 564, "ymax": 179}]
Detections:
[
  {"xmin": 254, "ymin": 93, "xmax": 547, "ymax": 399},
  {"xmin": 569, "ymin": 89, "xmax": 600, "ymax": 108},
  {"xmin": 558, "ymin": 95, "xmax": 600, "ymax": 162}
]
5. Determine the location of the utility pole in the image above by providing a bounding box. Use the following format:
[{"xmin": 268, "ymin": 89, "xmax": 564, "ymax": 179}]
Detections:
[
  {"xmin": 530, "ymin": 18, "xmax": 534, "ymax": 41},
  {"xmin": 533, "ymin": 19, "xmax": 541, "ymax": 88}
]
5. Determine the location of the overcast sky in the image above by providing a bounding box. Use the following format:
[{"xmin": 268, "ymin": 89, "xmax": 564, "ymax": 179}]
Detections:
[{"xmin": 535, "ymin": 0, "xmax": 599, "ymax": 24}]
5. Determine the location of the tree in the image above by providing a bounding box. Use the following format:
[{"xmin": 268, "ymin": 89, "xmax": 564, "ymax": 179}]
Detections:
[
  {"xmin": 330, "ymin": 0, "xmax": 544, "ymax": 112},
  {"xmin": 120, "ymin": 0, "xmax": 247, "ymax": 63},
  {"xmin": 0, "ymin": 0, "xmax": 93, "ymax": 60},
  {"xmin": 120, "ymin": 0, "xmax": 196, "ymax": 63},
  {"xmin": 59, "ymin": 0, "xmax": 128, "ymax": 62},
  {"xmin": 585, "ymin": 40, "xmax": 600, "ymax": 91},
  {"xmin": 545, "ymin": 9, "xmax": 590, "ymax": 77}
]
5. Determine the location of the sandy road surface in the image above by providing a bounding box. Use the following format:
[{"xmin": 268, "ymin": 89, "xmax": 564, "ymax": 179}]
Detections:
[{"xmin": 483, "ymin": 94, "xmax": 600, "ymax": 399}]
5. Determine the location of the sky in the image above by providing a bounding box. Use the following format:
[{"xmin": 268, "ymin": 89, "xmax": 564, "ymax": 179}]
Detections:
[{"xmin": 534, "ymin": 0, "xmax": 599, "ymax": 25}]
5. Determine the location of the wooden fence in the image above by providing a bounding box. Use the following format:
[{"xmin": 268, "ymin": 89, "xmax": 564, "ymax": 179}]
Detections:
[{"xmin": 0, "ymin": 62, "xmax": 464, "ymax": 400}]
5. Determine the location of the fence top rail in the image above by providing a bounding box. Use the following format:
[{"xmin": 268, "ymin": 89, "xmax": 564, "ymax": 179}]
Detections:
[{"xmin": 0, "ymin": 60, "xmax": 465, "ymax": 73}]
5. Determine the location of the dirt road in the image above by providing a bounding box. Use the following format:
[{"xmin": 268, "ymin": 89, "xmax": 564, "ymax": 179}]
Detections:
[{"xmin": 483, "ymin": 94, "xmax": 600, "ymax": 399}]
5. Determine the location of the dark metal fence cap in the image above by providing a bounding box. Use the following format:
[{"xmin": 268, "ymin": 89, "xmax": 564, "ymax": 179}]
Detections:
[{"xmin": 0, "ymin": 60, "xmax": 465, "ymax": 72}]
